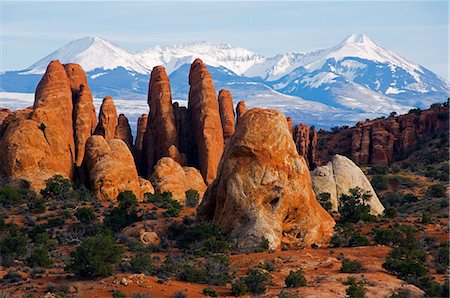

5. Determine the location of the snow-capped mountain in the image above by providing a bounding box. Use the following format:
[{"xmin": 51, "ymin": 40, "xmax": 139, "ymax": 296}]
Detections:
[
  {"xmin": 24, "ymin": 36, "xmax": 149, "ymax": 74},
  {"xmin": 1, "ymin": 34, "xmax": 449, "ymax": 128}
]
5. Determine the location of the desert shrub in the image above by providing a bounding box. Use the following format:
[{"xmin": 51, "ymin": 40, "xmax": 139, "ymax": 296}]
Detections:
[
  {"xmin": 338, "ymin": 187, "xmax": 376, "ymax": 223},
  {"xmin": 256, "ymin": 236, "xmax": 270, "ymax": 252},
  {"xmin": 104, "ymin": 191, "xmax": 140, "ymax": 232},
  {"xmin": 344, "ymin": 277, "xmax": 367, "ymax": 298},
  {"xmin": 112, "ymin": 290, "xmax": 127, "ymax": 298},
  {"xmin": 46, "ymin": 217, "xmax": 65, "ymax": 228},
  {"xmin": 434, "ymin": 241, "xmax": 449, "ymax": 272},
  {"xmin": 331, "ymin": 225, "xmax": 370, "ymax": 247},
  {"xmin": 258, "ymin": 260, "xmax": 276, "ymax": 272},
  {"xmin": 128, "ymin": 254, "xmax": 154, "ymax": 275},
  {"xmin": 185, "ymin": 189, "xmax": 200, "ymax": 208},
  {"xmin": 231, "ymin": 279, "xmax": 248, "ymax": 296},
  {"xmin": 368, "ymin": 165, "xmax": 390, "ymax": 175},
  {"xmin": 371, "ymin": 175, "xmax": 388, "ymax": 191},
  {"xmin": 383, "ymin": 192, "xmax": 403, "ymax": 207},
  {"xmin": 202, "ymin": 287, "xmax": 217, "ymax": 297},
  {"xmin": 169, "ymin": 222, "xmax": 231, "ymax": 256},
  {"xmin": 279, "ymin": 292, "xmax": 301, "ymax": 298},
  {"xmin": 172, "ymin": 292, "xmax": 187, "ymax": 298},
  {"xmin": 205, "ymin": 255, "xmax": 230, "ymax": 286},
  {"xmin": 421, "ymin": 212, "xmax": 432, "ymax": 224},
  {"xmin": 340, "ymin": 258, "xmax": 365, "ymax": 273},
  {"xmin": 373, "ymin": 226, "xmax": 405, "ymax": 246},
  {"xmin": 388, "ymin": 289, "xmax": 410, "ymax": 298},
  {"xmin": 2, "ymin": 271, "xmax": 22, "ymax": 283},
  {"xmin": 427, "ymin": 184, "xmax": 446, "ymax": 197},
  {"xmin": 0, "ymin": 235, "xmax": 27, "ymax": 262},
  {"xmin": 75, "ymin": 207, "xmax": 96, "ymax": 224},
  {"xmin": 40, "ymin": 175, "xmax": 74, "ymax": 201},
  {"xmin": 0, "ymin": 186, "xmax": 24, "ymax": 207},
  {"xmin": 243, "ymin": 269, "xmax": 271, "ymax": 294},
  {"xmin": 382, "ymin": 227, "xmax": 427, "ymax": 281},
  {"xmin": 384, "ymin": 208, "xmax": 397, "ymax": 218},
  {"xmin": 67, "ymin": 234, "xmax": 123, "ymax": 278},
  {"xmin": 147, "ymin": 191, "xmax": 182, "ymax": 217},
  {"xmin": 179, "ymin": 263, "xmax": 207, "ymax": 283},
  {"xmin": 28, "ymin": 198, "xmax": 46, "ymax": 213},
  {"xmin": 26, "ymin": 247, "xmax": 54, "ymax": 268},
  {"xmin": 403, "ymin": 193, "xmax": 418, "ymax": 203},
  {"xmin": 285, "ymin": 269, "xmax": 307, "ymax": 287},
  {"xmin": 318, "ymin": 192, "xmax": 333, "ymax": 212}
]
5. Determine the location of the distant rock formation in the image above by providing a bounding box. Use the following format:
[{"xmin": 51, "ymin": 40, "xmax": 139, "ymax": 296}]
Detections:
[
  {"xmin": 143, "ymin": 66, "xmax": 180, "ymax": 176},
  {"xmin": 218, "ymin": 89, "xmax": 235, "ymax": 144},
  {"xmin": 188, "ymin": 59, "xmax": 224, "ymax": 184},
  {"xmin": 151, "ymin": 157, "xmax": 207, "ymax": 204},
  {"xmin": 236, "ymin": 101, "xmax": 248, "ymax": 124},
  {"xmin": 294, "ymin": 124, "xmax": 318, "ymax": 169},
  {"xmin": 94, "ymin": 96, "xmax": 118, "ymax": 141},
  {"xmin": 0, "ymin": 60, "xmax": 75, "ymax": 190},
  {"xmin": 64, "ymin": 63, "xmax": 97, "ymax": 167},
  {"xmin": 311, "ymin": 154, "xmax": 384, "ymax": 215},
  {"xmin": 85, "ymin": 135, "xmax": 142, "ymax": 202},
  {"xmin": 135, "ymin": 114, "xmax": 148, "ymax": 173},
  {"xmin": 198, "ymin": 108, "xmax": 335, "ymax": 249},
  {"xmin": 173, "ymin": 102, "xmax": 196, "ymax": 166},
  {"xmin": 115, "ymin": 113, "xmax": 134, "ymax": 149}
]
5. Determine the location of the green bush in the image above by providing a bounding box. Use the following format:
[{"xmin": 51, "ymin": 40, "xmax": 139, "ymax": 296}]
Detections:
[
  {"xmin": 371, "ymin": 175, "xmax": 388, "ymax": 191},
  {"xmin": 2, "ymin": 271, "xmax": 22, "ymax": 283},
  {"xmin": 26, "ymin": 247, "xmax": 54, "ymax": 268},
  {"xmin": 40, "ymin": 175, "xmax": 74, "ymax": 201},
  {"xmin": 112, "ymin": 290, "xmax": 127, "ymax": 298},
  {"xmin": 169, "ymin": 222, "xmax": 231, "ymax": 256},
  {"xmin": 104, "ymin": 191, "xmax": 140, "ymax": 232},
  {"xmin": 338, "ymin": 187, "xmax": 376, "ymax": 223},
  {"xmin": 179, "ymin": 264, "xmax": 207, "ymax": 283},
  {"xmin": 28, "ymin": 198, "xmax": 46, "ymax": 213},
  {"xmin": 427, "ymin": 184, "xmax": 446, "ymax": 198},
  {"xmin": 67, "ymin": 234, "xmax": 123, "ymax": 278},
  {"xmin": 0, "ymin": 186, "xmax": 24, "ymax": 207},
  {"xmin": 147, "ymin": 191, "xmax": 182, "ymax": 217},
  {"xmin": 384, "ymin": 208, "xmax": 397, "ymax": 218},
  {"xmin": 185, "ymin": 189, "xmax": 200, "ymax": 208},
  {"xmin": 256, "ymin": 237, "xmax": 270, "ymax": 252},
  {"xmin": 129, "ymin": 254, "xmax": 154, "ymax": 275},
  {"xmin": 202, "ymin": 287, "xmax": 217, "ymax": 297},
  {"xmin": 205, "ymin": 255, "xmax": 230, "ymax": 286},
  {"xmin": 331, "ymin": 225, "xmax": 370, "ymax": 247},
  {"xmin": 318, "ymin": 192, "xmax": 333, "ymax": 212},
  {"xmin": 0, "ymin": 235, "xmax": 27, "ymax": 262},
  {"xmin": 345, "ymin": 278, "xmax": 367, "ymax": 298},
  {"xmin": 231, "ymin": 279, "xmax": 248, "ymax": 296},
  {"xmin": 368, "ymin": 165, "xmax": 390, "ymax": 175},
  {"xmin": 403, "ymin": 193, "xmax": 418, "ymax": 203},
  {"xmin": 421, "ymin": 212, "xmax": 432, "ymax": 224},
  {"xmin": 340, "ymin": 258, "xmax": 365, "ymax": 273},
  {"xmin": 285, "ymin": 269, "xmax": 307, "ymax": 287},
  {"xmin": 382, "ymin": 227, "xmax": 427, "ymax": 281},
  {"xmin": 75, "ymin": 207, "xmax": 96, "ymax": 224},
  {"xmin": 243, "ymin": 269, "xmax": 271, "ymax": 294}
]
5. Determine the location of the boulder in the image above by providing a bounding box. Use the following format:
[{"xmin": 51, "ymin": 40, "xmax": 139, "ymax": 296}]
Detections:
[
  {"xmin": 198, "ymin": 108, "xmax": 335, "ymax": 249},
  {"xmin": 64, "ymin": 63, "xmax": 97, "ymax": 167},
  {"xmin": 94, "ymin": 96, "xmax": 118, "ymax": 141},
  {"xmin": 188, "ymin": 59, "xmax": 224, "ymax": 184},
  {"xmin": 122, "ymin": 223, "xmax": 161, "ymax": 247},
  {"xmin": 139, "ymin": 177, "xmax": 154, "ymax": 196},
  {"xmin": 218, "ymin": 89, "xmax": 235, "ymax": 144},
  {"xmin": 311, "ymin": 154, "xmax": 384, "ymax": 214},
  {"xmin": 151, "ymin": 157, "xmax": 207, "ymax": 204},
  {"xmin": 84, "ymin": 135, "xmax": 141, "ymax": 202}
]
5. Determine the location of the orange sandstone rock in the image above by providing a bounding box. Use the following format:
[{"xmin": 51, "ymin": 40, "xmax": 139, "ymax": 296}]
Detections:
[
  {"xmin": 218, "ymin": 89, "xmax": 235, "ymax": 144},
  {"xmin": 94, "ymin": 96, "xmax": 118, "ymax": 141},
  {"xmin": 198, "ymin": 108, "xmax": 335, "ymax": 249},
  {"xmin": 188, "ymin": 59, "xmax": 224, "ymax": 184}
]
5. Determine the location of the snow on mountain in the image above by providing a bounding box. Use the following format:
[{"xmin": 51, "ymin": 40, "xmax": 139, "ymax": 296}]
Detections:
[
  {"xmin": 135, "ymin": 41, "xmax": 265, "ymax": 75},
  {"xmin": 24, "ymin": 37, "xmax": 149, "ymax": 74}
]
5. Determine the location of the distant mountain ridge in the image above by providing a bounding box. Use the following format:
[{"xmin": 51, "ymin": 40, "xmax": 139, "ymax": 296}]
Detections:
[{"xmin": 1, "ymin": 34, "xmax": 449, "ymax": 128}]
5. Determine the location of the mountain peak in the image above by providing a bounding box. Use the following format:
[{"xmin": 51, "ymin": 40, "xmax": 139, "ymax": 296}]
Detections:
[{"xmin": 344, "ymin": 33, "xmax": 371, "ymax": 44}]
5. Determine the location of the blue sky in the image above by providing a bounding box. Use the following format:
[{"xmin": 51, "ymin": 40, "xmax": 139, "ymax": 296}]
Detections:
[{"xmin": 1, "ymin": 1, "xmax": 448, "ymax": 79}]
